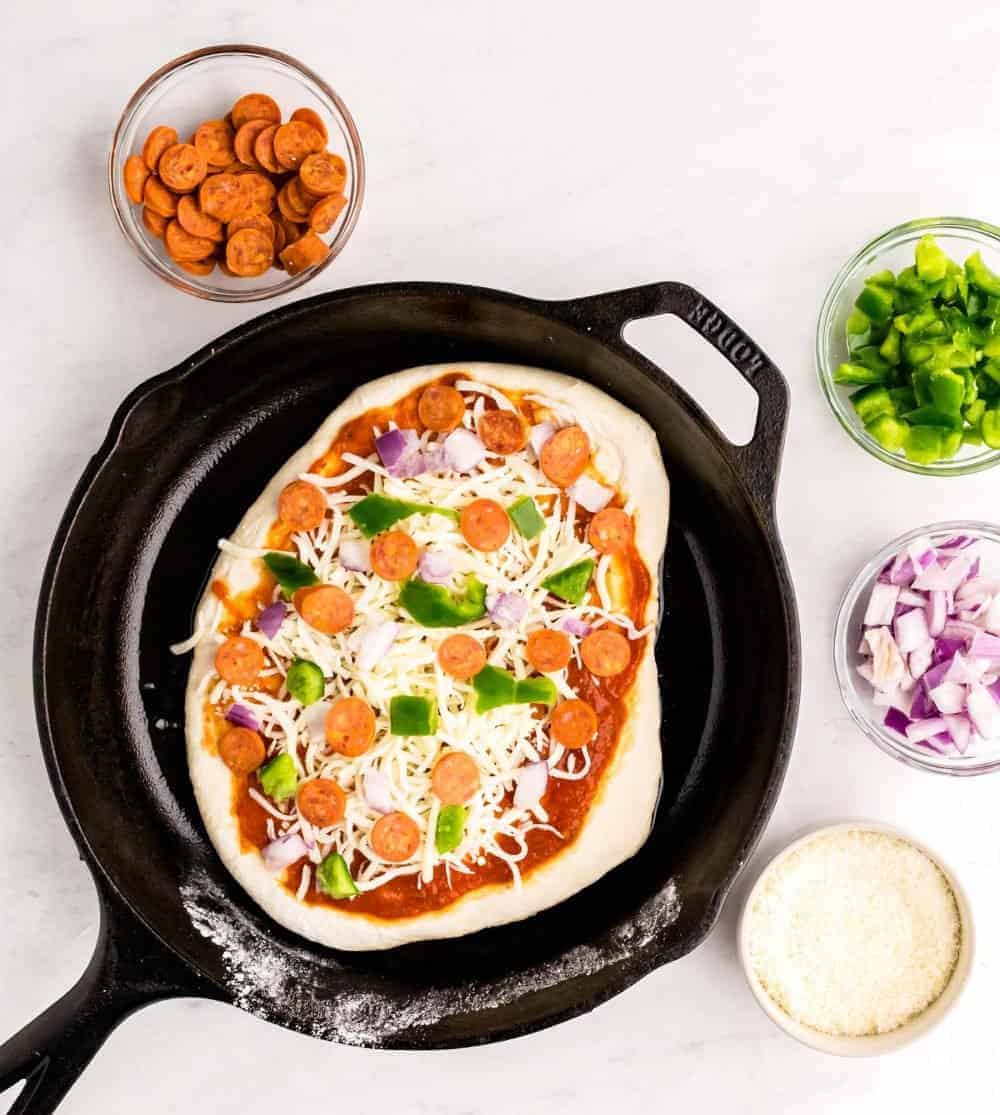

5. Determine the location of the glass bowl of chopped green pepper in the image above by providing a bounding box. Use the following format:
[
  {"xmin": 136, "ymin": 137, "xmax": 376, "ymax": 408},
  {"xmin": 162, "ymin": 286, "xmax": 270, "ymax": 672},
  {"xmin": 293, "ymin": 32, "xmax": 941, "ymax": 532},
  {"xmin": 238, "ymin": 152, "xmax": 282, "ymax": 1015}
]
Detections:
[{"xmin": 817, "ymin": 217, "xmax": 1000, "ymax": 474}]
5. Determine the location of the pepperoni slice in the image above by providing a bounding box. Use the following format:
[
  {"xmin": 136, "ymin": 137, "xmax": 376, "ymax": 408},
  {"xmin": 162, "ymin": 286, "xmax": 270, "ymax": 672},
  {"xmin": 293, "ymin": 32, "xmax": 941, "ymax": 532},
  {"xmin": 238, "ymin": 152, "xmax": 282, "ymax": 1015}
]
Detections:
[
  {"xmin": 123, "ymin": 155, "xmax": 150, "ymax": 204},
  {"xmin": 588, "ymin": 507, "xmax": 633, "ymax": 555},
  {"xmin": 233, "ymin": 119, "xmax": 270, "ymax": 167},
  {"xmin": 540, "ymin": 425, "xmax": 591, "ymax": 488},
  {"xmin": 297, "ymin": 778, "xmax": 346, "ymax": 827},
  {"xmin": 252, "ymin": 123, "xmax": 283, "ymax": 174},
  {"xmin": 227, "ymin": 212, "xmax": 275, "ymax": 241},
  {"xmin": 177, "ymin": 256, "xmax": 216, "ymax": 277},
  {"xmin": 370, "ymin": 530, "xmax": 419, "ymax": 581},
  {"xmin": 290, "ymin": 106, "xmax": 329, "ymax": 144},
  {"xmin": 238, "ymin": 171, "xmax": 277, "ymax": 216},
  {"xmin": 437, "ymin": 634, "xmax": 486, "ymax": 680},
  {"xmin": 525, "ymin": 628, "xmax": 572, "ymax": 673},
  {"xmin": 431, "ymin": 751, "xmax": 480, "ymax": 804},
  {"xmin": 278, "ymin": 230, "xmax": 330, "ymax": 276},
  {"xmin": 418, "ymin": 384, "xmax": 466, "ymax": 432},
  {"xmin": 308, "ymin": 193, "xmax": 347, "ymax": 234},
  {"xmin": 478, "ymin": 409, "xmax": 528, "ymax": 455},
  {"xmin": 272, "ymin": 121, "xmax": 325, "ymax": 170},
  {"xmin": 157, "ymin": 143, "xmax": 208, "ymax": 193},
  {"xmin": 370, "ymin": 811, "xmax": 421, "ymax": 862},
  {"xmin": 142, "ymin": 124, "xmax": 178, "ymax": 172},
  {"xmin": 277, "ymin": 479, "xmax": 326, "ymax": 530},
  {"xmin": 176, "ymin": 194, "xmax": 224, "ymax": 241},
  {"xmin": 194, "ymin": 119, "xmax": 237, "ymax": 168},
  {"xmin": 143, "ymin": 176, "xmax": 178, "ymax": 218},
  {"xmin": 165, "ymin": 219, "xmax": 216, "ymax": 263},
  {"xmin": 217, "ymin": 726, "xmax": 266, "ymax": 774},
  {"xmin": 199, "ymin": 173, "xmax": 247, "ymax": 222},
  {"xmin": 298, "ymin": 151, "xmax": 347, "ymax": 196},
  {"xmin": 325, "ymin": 696, "xmax": 376, "ymax": 756},
  {"xmin": 460, "ymin": 498, "xmax": 510, "ymax": 552},
  {"xmin": 550, "ymin": 699, "xmax": 598, "ymax": 749},
  {"xmin": 215, "ymin": 635, "xmax": 266, "ymax": 685},
  {"xmin": 580, "ymin": 628, "xmax": 631, "ymax": 677},
  {"xmin": 231, "ymin": 92, "xmax": 281, "ymax": 130},
  {"xmin": 225, "ymin": 227, "xmax": 274, "ymax": 277},
  {"xmin": 294, "ymin": 584, "xmax": 354, "ymax": 634},
  {"xmin": 142, "ymin": 206, "xmax": 167, "ymax": 238}
]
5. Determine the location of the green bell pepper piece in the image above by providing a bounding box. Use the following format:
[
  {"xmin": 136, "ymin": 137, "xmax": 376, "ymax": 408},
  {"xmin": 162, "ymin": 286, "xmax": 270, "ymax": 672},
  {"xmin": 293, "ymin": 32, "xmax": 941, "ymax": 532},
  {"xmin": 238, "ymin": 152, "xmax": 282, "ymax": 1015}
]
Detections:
[
  {"xmin": 833, "ymin": 362, "xmax": 888, "ymax": 386},
  {"xmin": 964, "ymin": 398, "xmax": 987, "ymax": 426},
  {"xmin": 316, "ymin": 852, "xmax": 359, "ymax": 899},
  {"xmin": 472, "ymin": 665, "xmax": 557, "ymax": 713},
  {"xmin": 867, "ymin": 269, "xmax": 896, "ymax": 289},
  {"xmin": 850, "ymin": 385, "xmax": 895, "ymax": 425},
  {"xmin": 939, "ymin": 429, "xmax": 963, "ymax": 458},
  {"xmin": 964, "ymin": 428, "xmax": 984, "ymax": 446},
  {"xmin": 865, "ymin": 415, "xmax": 907, "ymax": 453},
  {"xmin": 541, "ymin": 559, "xmax": 595, "ymax": 605},
  {"xmin": 855, "ymin": 283, "xmax": 895, "ymax": 324},
  {"xmin": 966, "ymin": 251, "xmax": 1000, "ymax": 297},
  {"xmin": 983, "ymin": 334, "xmax": 1000, "ymax": 358},
  {"xmin": 286, "ymin": 658, "xmax": 324, "ymax": 706},
  {"xmin": 902, "ymin": 406, "xmax": 962, "ymax": 430},
  {"xmin": 888, "ymin": 387, "xmax": 917, "ymax": 412},
  {"xmin": 399, "ymin": 575, "xmax": 487, "ymax": 627},
  {"xmin": 915, "ymin": 235, "xmax": 948, "ymax": 283},
  {"xmin": 435, "ymin": 804, "xmax": 467, "ymax": 854},
  {"xmin": 852, "ymin": 345, "xmax": 891, "ymax": 374},
  {"xmin": 982, "ymin": 409, "xmax": 1000, "ymax": 449},
  {"xmin": 846, "ymin": 308, "xmax": 871, "ymax": 335},
  {"xmin": 389, "ymin": 694, "xmax": 437, "ymax": 736},
  {"xmin": 349, "ymin": 493, "xmax": 459, "ymax": 538},
  {"xmin": 904, "ymin": 425, "xmax": 944, "ymax": 463},
  {"xmin": 928, "ymin": 369, "xmax": 966, "ymax": 414},
  {"xmin": 507, "ymin": 496, "xmax": 546, "ymax": 540},
  {"xmin": 879, "ymin": 327, "xmax": 902, "ymax": 365},
  {"xmin": 259, "ymin": 753, "xmax": 298, "ymax": 800},
  {"xmin": 263, "ymin": 552, "xmax": 319, "ymax": 597}
]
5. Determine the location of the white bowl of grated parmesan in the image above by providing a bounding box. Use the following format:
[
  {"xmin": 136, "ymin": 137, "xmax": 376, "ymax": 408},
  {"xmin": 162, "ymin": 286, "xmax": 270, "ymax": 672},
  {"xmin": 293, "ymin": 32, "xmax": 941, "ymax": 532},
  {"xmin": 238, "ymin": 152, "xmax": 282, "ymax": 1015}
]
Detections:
[{"xmin": 738, "ymin": 823, "xmax": 973, "ymax": 1056}]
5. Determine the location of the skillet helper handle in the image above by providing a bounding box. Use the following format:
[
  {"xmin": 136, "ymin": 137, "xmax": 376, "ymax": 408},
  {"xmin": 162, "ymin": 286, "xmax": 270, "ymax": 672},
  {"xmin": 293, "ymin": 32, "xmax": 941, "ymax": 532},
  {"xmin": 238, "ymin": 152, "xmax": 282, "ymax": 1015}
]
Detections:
[
  {"xmin": 0, "ymin": 887, "xmax": 210, "ymax": 1115},
  {"xmin": 562, "ymin": 282, "xmax": 790, "ymax": 520}
]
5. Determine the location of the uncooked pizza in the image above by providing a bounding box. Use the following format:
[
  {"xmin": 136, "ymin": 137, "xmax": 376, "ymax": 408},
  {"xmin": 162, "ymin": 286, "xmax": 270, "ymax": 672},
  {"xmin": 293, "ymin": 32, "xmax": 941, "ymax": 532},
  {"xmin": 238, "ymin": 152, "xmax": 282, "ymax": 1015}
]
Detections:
[{"xmin": 174, "ymin": 363, "xmax": 668, "ymax": 950}]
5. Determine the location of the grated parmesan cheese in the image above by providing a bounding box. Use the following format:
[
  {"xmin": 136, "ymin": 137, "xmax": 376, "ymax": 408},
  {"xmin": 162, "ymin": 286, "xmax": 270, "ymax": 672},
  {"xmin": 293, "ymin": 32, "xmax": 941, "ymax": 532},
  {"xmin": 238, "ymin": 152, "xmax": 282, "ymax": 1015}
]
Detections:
[{"xmin": 745, "ymin": 829, "xmax": 961, "ymax": 1037}]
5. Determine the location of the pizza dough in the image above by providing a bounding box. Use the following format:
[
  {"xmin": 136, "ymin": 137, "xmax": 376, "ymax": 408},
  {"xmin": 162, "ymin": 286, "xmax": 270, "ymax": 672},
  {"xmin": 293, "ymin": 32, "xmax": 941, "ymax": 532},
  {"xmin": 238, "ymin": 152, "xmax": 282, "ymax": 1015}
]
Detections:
[{"xmin": 182, "ymin": 364, "xmax": 669, "ymax": 950}]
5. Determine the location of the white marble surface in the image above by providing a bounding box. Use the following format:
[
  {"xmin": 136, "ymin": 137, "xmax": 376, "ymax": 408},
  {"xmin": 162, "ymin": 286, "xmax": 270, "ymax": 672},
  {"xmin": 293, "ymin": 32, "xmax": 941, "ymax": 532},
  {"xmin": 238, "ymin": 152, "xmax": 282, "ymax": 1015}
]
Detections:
[{"xmin": 4, "ymin": 1, "xmax": 1000, "ymax": 1111}]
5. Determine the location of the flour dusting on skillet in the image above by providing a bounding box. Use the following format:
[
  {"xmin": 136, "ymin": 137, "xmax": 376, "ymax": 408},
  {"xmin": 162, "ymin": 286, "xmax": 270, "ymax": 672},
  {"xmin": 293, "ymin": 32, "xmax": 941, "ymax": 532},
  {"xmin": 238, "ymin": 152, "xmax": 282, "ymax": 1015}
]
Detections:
[{"xmin": 181, "ymin": 868, "xmax": 680, "ymax": 1045}]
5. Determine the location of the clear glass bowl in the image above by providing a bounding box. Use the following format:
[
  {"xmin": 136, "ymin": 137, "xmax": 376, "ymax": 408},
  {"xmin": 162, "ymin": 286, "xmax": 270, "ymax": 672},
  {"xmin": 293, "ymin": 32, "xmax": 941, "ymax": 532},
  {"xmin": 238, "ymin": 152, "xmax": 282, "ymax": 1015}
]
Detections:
[
  {"xmin": 834, "ymin": 520, "xmax": 1000, "ymax": 776},
  {"xmin": 816, "ymin": 217, "xmax": 1000, "ymax": 476},
  {"xmin": 108, "ymin": 44, "xmax": 365, "ymax": 302}
]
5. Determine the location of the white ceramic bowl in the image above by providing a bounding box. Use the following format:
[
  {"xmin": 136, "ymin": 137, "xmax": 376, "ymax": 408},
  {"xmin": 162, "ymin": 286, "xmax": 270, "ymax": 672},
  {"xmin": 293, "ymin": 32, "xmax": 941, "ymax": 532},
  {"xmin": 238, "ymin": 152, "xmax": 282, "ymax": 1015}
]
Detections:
[{"xmin": 737, "ymin": 822, "xmax": 974, "ymax": 1056}]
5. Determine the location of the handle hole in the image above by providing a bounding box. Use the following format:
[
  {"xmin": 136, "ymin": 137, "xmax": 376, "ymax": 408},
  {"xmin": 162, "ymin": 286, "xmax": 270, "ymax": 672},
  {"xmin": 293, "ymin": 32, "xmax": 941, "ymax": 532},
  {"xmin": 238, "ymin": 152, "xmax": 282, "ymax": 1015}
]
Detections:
[{"xmin": 624, "ymin": 316, "xmax": 759, "ymax": 446}]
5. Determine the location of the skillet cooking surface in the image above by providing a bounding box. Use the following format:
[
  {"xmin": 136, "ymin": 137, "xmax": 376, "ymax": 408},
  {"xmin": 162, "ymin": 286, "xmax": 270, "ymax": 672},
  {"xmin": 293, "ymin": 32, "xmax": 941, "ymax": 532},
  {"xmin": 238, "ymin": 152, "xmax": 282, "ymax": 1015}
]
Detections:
[{"xmin": 8, "ymin": 281, "xmax": 797, "ymax": 1110}]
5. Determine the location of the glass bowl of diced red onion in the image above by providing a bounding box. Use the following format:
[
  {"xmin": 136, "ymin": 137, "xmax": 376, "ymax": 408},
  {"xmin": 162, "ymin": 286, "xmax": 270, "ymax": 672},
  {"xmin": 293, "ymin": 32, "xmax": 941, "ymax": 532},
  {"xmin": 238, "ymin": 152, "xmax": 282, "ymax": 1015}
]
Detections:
[{"xmin": 834, "ymin": 521, "xmax": 1000, "ymax": 775}]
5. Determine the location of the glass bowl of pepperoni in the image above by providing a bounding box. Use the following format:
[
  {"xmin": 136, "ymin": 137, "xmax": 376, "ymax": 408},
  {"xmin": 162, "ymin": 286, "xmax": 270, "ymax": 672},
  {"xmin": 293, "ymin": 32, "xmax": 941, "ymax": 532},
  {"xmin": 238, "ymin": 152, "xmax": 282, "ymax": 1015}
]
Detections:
[{"xmin": 109, "ymin": 44, "xmax": 365, "ymax": 302}]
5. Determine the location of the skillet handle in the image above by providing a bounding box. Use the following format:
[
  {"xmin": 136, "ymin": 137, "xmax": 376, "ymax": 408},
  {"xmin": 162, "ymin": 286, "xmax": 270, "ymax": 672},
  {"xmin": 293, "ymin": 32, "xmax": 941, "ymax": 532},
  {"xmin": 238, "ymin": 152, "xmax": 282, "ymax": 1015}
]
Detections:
[
  {"xmin": 557, "ymin": 282, "xmax": 789, "ymax": 519},
  {"xmin": 0, "ymin": 882, "xmax": 216, "ymax": 1114}
]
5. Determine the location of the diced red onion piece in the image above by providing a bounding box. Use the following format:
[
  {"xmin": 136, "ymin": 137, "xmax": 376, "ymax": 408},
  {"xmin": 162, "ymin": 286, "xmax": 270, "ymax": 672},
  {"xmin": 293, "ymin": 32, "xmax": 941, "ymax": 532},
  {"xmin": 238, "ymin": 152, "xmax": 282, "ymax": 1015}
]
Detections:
[
  {"xmin": 487, "ymin": 591, "xmax": 528, "ymax": 628},
  {"xmin": 444, "ymin": 428, "xmax": 486, "ymax": 472},
  {"xmin": 926, "ymin": 590, "xmax": 947, "ymax": 637},
  {"xmin": 944, "ymin": 651, "xmax": 987, "ymax": 687},
  {"xmin": 942, "ymin": 619, "xmax": 980, "ymax": 643},
  {"xmin": 883, "ymin": 707, "xmax": 911, "ymax": 737},
  {"xmin": 905, "ymin": 716, "xmax": 950, "ymax": 743},
  {"xmin": 561, "ymin": 615, "xmax": 592, "ymax": 637},
  {"xmin": 864, "ymin": 583, "xmax": 900, "ymax": 627},
  {"xmin": 939, "ymin": 534, "xmax": 976, "ymax": 550},
  {"xmin": 928, "ymin": 681, "xmax": 966, "ymax": 715},
  {"xmin": 943, "ymin": 713, "xmax": 972, "ymax": 754},
  {"xmin": 888, "ymin": 554, "xmax": 916, "ymax": 586},
  {"xmin": 967, "ymin": 685, "xmax": 1000, "ymax": 738},
  {"xmin": 363, "ymin": 767, "xmax": 394, "ymax": 814},
  {"xmin": 340, "ymin": 539, "xmax": 372, "ymax": 573},
  {"xmin": 909, "ymin": 643, "xmax": 933, "ymax": 681},
  {"xmin": 893, "ymin": 607, "xmax": 929, "ymax": 654},
  {"xmin": 256, "ymin": 602, "xmax": 287, "ymax": 640},
  {"xmin": 922, "ymin": 659, "xmax": 952, "ymax": 691},
  {"xmin": 910, "ymin": 685, "xmax": 935, "ymax": 720},
  {"xmin": 418, "ymin": 550, "xmax": 455, "ymax": 585},
  {"xmin": 262, "ymin": 833, "xmax": 308, "ymax": 873},
  {"xmin": 970, "ymin": 631, "xmax": 1000, "ymax": 661},
  {"xmin": 918, "ymin": 733, "xmax": 953, "ymax": 755},
  {"xmin": 873, "ymin": 685, "xmax": 913, "ymax": 715},
  {"xmin": 898, "ymin": 587, "xmax": 927, "ymax": 607},
  {"xmin": 957, "ymin": 577, "xmax": 1000, "ymax": 600},
  {"xmin": 226, "ymin": 703, "xmax": 260, "ymax": 731},
  {"xmin": 567, "ymin": 475, "xmax": 614, "ymax": 513},
  {"xmin": 357, "ymin": 622, "xmax": 399, "ymax": 672},
  {"xmin": 528, "ymin": 422, "xmax": 555, "ymax": 457},
  {"xmin": 513, "ymin": 760, "xmax": 548, "ymax": 809},
  {"xmin": 914, "ymin": 556, "xmax": 973, "ymax": 593},
  {"xmin": 907, "ymin": 539, "xmax": 936, "ymax": 570},
  {"xmin": 375, "ymin": 428, "xmax": 418, "ymax": 468},
  {"xmin": 987, "ymin": 598, "xmax": 1000, "ymax": 635}
]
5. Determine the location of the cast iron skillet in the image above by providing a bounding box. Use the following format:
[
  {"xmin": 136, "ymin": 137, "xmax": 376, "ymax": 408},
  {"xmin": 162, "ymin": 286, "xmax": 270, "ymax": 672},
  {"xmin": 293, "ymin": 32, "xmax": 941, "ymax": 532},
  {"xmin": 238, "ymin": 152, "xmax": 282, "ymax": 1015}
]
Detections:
[{"xmin": 1, "ymin": 281, "xmax": 798, "ymax": 1114}]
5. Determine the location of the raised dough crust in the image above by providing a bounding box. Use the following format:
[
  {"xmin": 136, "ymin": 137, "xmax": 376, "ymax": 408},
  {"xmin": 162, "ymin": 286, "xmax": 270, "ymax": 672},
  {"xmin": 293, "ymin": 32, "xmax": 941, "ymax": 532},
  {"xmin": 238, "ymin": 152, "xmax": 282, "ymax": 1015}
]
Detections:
[{"xmin": 185, "ymin": 363, "xmax": 669, "ymax": 950}]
